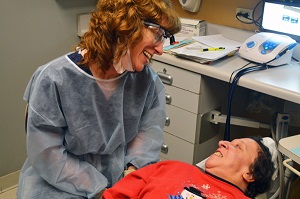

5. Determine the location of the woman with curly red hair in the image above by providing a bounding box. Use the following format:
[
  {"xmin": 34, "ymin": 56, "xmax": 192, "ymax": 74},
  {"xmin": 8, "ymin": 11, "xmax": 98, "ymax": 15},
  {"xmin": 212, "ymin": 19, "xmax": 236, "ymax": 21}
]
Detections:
[{"xmin": 17, "ymin": 0, "xmax": 181, "ymax": 198}]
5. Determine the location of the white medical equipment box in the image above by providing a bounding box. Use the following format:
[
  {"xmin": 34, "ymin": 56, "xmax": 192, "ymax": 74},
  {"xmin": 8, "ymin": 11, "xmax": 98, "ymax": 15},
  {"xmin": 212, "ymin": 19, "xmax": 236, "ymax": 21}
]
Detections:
[{"xmin": 175, "ymin": 18, "xmax": 206, "ymax": 38}]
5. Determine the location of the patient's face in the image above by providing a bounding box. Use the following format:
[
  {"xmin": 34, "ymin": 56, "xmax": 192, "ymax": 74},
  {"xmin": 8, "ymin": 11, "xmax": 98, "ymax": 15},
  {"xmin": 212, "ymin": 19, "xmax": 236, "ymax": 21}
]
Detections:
[{"xmin": 205, "ymin": 138, "xmax": 260, "ymax": 180}]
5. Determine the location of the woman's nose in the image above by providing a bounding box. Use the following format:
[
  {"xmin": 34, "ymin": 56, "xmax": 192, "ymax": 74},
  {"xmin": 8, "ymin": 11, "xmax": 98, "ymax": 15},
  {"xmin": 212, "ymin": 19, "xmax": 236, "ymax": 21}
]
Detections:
[
  {"xmin": 154, "ymin": 42, "xmax": 164, "ymax": 55},
  {"xmin": 219, "ymin": 140, "xmax": 230, "ymax": 149}
]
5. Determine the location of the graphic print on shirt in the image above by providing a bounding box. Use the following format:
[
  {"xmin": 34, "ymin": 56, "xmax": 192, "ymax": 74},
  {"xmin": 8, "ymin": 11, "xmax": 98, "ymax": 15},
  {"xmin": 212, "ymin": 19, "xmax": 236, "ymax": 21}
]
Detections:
[
  {"xmin": 168, "ymin": 183, "xmax": 230, "ymax": 199},
  {"xmin": 168, "ymin": 186, "xmax": 206, "ymax": 199},
  {"xmin": 200, "ymin": 183, "xmax": 229, "ymax": 199}
]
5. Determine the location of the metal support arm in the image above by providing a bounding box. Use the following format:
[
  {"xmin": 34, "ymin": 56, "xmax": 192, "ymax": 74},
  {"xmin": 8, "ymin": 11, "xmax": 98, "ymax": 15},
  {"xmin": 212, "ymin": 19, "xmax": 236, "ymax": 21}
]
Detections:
[{"xmin": 205, "ymin": 110, "xmax": 270, "ymax": 129}]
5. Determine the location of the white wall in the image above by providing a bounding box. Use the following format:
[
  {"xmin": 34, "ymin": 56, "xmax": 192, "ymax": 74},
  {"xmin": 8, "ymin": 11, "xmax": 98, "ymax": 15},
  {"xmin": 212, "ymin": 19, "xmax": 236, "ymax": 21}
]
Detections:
[{"xmin": 0, "ymin": 0, "xmax": 96, "ymax": 177}]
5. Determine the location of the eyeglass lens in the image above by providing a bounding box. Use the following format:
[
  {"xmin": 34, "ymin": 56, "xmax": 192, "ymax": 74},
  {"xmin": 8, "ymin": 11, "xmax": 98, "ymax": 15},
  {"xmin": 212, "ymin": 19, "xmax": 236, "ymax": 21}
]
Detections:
[{"xmin": 147, "ymin": 26, "xmax": 166, "ymax": 45}]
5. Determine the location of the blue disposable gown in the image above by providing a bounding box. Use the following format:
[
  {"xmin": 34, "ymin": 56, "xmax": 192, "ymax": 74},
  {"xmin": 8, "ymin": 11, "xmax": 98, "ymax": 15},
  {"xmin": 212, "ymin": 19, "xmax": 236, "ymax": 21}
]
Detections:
[{"xmin": 17, "ymin": 53, "xmax": 166, "ymax": 198}]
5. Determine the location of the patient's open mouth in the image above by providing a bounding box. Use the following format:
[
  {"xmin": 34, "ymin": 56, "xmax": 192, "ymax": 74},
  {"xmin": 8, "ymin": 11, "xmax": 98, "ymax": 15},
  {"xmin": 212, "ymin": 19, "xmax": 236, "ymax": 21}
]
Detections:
[{"xmin": 214, "ymin": 151, "xmax": 223, "ymax": 157}]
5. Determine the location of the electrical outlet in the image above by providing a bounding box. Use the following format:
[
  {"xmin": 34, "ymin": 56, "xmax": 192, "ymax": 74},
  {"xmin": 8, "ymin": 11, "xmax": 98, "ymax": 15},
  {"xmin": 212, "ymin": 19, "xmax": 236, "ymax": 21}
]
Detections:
[{"xmin": 236, "ymin": 8, "xmax": 253, "ymax": 23}]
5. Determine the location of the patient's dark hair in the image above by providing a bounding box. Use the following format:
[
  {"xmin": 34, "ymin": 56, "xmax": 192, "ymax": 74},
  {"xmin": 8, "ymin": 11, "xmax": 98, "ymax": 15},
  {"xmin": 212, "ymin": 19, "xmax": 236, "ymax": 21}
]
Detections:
[{"xmin": 245, "ymin": 136, "xmax": 275, "ymax": 198}]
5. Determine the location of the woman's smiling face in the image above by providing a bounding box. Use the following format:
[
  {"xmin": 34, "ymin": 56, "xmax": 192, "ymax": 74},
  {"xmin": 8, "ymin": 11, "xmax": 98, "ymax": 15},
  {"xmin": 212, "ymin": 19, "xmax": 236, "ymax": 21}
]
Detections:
[
  {"xmin": 205, "ymin": 138, "xmax": 260, "ymax": 181},
  {"xmin": 128, "ymin": 21, "xmax": 168, "ymax": 72}
]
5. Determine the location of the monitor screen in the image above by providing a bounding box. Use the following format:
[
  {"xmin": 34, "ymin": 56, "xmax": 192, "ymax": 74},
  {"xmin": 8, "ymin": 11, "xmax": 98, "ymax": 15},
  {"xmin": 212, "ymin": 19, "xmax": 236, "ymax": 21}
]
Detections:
[{"xmin": 261, "ymin": 0, "xmax": 300, "ymax": 42}]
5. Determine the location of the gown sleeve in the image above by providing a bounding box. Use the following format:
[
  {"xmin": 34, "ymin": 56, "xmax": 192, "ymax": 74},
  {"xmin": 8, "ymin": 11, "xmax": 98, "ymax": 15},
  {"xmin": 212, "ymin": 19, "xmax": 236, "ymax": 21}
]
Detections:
[
  {"xmin": 25, "ymin": 69, "xmax": 107, "ymax": 198},
  {"xmin": 124, "ymin": 76, "xmax": 166, "ymax": 168}
]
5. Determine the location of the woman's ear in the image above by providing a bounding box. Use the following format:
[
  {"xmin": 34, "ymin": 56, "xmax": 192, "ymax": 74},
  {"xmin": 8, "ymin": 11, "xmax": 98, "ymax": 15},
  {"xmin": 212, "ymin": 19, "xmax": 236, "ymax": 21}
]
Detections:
[{"xmin": 243, "ymin": 172, "xmax": 255, "ymax": 183}]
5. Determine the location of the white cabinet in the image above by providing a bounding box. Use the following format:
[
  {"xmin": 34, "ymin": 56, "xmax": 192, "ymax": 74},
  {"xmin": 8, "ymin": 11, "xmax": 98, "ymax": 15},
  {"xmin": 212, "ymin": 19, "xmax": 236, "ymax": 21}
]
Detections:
[{"xmin": 152, "ymin": 60, "xmax": 224, "ymax": 164}]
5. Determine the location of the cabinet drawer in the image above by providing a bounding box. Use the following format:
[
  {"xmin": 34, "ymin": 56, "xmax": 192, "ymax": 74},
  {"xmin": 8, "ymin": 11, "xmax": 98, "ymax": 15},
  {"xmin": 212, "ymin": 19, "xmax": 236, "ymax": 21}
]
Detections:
[
  {"xmin": 160, "ymin": 132, "xmax": 194, "ymax": 164},
  {"xmin": 165, "ymin": 84, "xmax": 200, "ymax": 114},
  {"xmin": 151, "ymin": 61, "xmax": 201, "ymax": 94},
  {"xmin": 165, "ymin": 105, "xmax": 198, "ymax": 143}
]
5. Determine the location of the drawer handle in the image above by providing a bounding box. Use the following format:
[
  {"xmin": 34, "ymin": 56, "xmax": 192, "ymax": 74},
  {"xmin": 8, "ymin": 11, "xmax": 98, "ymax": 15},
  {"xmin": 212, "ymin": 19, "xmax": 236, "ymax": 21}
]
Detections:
[
  {"xmin": 165, "ymin": 94, "xmax": 172, "ymax": 104},
  {"xmin": 157, "ymin": 72, "xmax": 173, "ymax": 85},
  {"xmin": 161, "ymin": 144, "xmax": 168, "ymax": 154},
  {"xmin": 165, "ymin": 116, "xmax": 170, "ymax": 126}
]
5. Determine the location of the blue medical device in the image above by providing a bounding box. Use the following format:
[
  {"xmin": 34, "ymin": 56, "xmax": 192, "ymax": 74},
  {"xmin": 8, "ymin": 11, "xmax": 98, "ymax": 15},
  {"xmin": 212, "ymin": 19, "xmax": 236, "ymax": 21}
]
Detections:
[{"xmin": 239, "ymin": 32, "xmax": 297, "ymax": 66}]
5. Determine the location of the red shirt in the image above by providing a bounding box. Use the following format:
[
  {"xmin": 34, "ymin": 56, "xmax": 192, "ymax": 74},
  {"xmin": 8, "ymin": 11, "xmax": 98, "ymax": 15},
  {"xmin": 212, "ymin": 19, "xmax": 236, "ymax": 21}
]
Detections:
[{"xmin": 102, "ymin": 160, "xmax": 251, "ymax": 199}]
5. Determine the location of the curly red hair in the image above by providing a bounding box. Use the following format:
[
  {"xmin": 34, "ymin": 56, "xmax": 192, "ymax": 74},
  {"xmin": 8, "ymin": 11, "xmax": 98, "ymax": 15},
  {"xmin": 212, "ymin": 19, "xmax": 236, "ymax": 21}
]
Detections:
[{"xmin": 76, "ymin": 0, "xmax": 181, "ymax": 72}]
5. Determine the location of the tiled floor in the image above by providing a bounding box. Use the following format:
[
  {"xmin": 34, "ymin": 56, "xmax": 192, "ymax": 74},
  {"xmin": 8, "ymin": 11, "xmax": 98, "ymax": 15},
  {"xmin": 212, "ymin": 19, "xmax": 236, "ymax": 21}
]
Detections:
[{"xmin": 0, "ymin": 186, "xmax": 17, "ymax": 199}]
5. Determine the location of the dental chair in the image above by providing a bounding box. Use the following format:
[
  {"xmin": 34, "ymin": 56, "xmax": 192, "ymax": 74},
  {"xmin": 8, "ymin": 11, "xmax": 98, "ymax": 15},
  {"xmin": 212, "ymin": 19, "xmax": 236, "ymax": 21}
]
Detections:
[
  {"xmin": 278, "ymin": 134, "xmax": 300, "ymax": 177},
  {"xmin": 277, "ymin": 134, "xmax": 300, "ymax": 199}
]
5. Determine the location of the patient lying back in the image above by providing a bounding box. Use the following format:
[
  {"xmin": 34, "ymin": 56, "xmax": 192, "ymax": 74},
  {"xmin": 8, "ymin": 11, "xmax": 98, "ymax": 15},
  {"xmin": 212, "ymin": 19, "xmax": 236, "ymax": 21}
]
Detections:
[{"xmin": 102, "ymin": 137, "xmax": 276, "ymax": 199}]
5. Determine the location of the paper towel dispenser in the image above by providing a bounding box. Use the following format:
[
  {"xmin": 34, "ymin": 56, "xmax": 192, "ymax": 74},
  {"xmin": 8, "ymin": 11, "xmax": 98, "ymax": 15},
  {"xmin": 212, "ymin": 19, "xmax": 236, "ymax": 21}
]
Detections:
[{"xmin": 179, "ymin": 0, "xmax": 201, "ymax": 13}]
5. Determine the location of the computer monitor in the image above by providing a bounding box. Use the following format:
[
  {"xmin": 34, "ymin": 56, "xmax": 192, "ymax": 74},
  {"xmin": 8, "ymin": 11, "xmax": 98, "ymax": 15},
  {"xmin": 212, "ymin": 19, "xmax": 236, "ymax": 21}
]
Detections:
[{"xmin": 261, "ymin": 0, "xmax": 300, "ymax": 42}]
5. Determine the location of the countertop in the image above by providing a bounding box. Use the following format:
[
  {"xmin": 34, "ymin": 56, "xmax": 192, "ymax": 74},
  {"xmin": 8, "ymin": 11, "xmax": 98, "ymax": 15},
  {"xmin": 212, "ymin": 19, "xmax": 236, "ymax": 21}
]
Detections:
[{"xmin": 153, "ymin": 53, "xmax": 300, "ymax": 104}]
